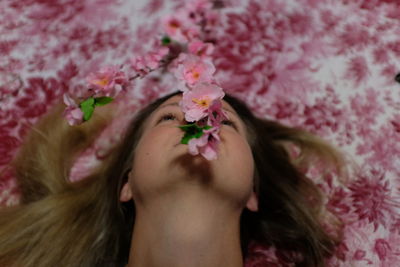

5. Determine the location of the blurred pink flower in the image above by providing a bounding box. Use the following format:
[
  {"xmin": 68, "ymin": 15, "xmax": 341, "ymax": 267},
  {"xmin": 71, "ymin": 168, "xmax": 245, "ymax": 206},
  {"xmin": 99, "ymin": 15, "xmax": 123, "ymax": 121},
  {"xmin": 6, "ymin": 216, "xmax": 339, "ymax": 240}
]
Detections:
[
  {"xmin": 180, "ymin": 82, "xmax": 224, "ymax": 122},
  {"xmin": 131, "ymin": 46, "xmax": 169, "ymax": 76},
  {"xmin": 131, "ymin": 56, "xmax": 147, "ymax": 76},
  {"xmin": 183, "ymin": 0, "xmax": 215, "ymax": 26},
  {"xmin": 374, "ymin": 239, "xmax": 391, "ymax": 261},
  {"xmin": 63, "ymin": 94, "xmax": 84, "ymax": 126},
  {"xmin": 207, "ymin": 99, "xmax": 228, "ymax": 127},
  {"xmin": 203, "ymin": 10, "xmax": 220, "ymax": 31},
  {"xmin": 86, "ymin": 65, "xmax": 127, "ymax": 98},
  {"xmin": 147, "ymin": 47, "xmax": 169, "ymax": 67},
  {"xmin": 174, "ymin": 55, "xmax": 216, "ymax": 85},
  {"xmin": 188, "ymin": 126, "xmax": 220, "ymax": 160},
  {"xmin": 162, "ymin": 12, "xmax": 200, "ymax": 43},
  {"xmin": 349, "ymin": 169, "xmax": 394, "ymax": 231},
  {"xmin": 163, "ymin": 15, "xmax": 184, "ymax": 38},
  {"xmin": 188, "ymin": 40, "xmax": 214, "ymax": 58},
  {"xmin": 185, "ymin": 0, "xmax": 213, "ymax": 14}
]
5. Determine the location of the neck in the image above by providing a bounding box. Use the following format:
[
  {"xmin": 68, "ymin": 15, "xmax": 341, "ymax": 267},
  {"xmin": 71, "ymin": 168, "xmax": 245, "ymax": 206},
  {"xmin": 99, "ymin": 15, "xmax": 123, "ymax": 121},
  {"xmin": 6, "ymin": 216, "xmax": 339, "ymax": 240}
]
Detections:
[{"xmin": 126, "ymin": 189, "xmax": 244, "ymax": 267}]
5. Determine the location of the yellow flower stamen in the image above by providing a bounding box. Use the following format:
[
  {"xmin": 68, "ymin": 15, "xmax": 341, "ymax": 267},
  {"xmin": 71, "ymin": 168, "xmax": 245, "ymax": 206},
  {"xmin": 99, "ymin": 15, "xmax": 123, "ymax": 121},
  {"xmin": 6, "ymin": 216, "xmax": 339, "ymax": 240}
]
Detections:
[
  {"xmin": 192, "ymin": 71, "xmax": 200, "ymax": 80},
  {"xmin": 192, "ymin": 96, "xmax": 211, "ymax": 108},
  {"xmin": 94, "ymin": 78, "xmax": 109, "ymax": 87},
  {"xmin": 169, "ymin": 20, "xmax": 180, "ymax": 29}
]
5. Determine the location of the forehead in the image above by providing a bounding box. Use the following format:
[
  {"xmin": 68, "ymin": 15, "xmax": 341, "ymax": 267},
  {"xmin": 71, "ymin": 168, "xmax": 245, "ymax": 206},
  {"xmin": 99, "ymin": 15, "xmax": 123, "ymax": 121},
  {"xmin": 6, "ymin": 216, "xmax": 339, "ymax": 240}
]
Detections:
[{"xmin": 158, "ymin": 94, "xmax": 239, "ymax": 116}]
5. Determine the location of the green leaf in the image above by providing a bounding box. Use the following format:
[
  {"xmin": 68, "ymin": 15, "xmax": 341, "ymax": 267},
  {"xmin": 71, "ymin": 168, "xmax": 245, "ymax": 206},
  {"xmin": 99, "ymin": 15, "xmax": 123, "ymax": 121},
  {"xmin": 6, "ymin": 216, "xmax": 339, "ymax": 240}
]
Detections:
[
  {"xmin": 178, "ymin": 123, "xmax": 213, "ymax": 144},
  {"xmin": 178, "ymin": 123, "xmax": 198, "ymax": 130},
  {"xmin": 161, "ymin": 36, "xmax": 171, "ymax": 45},
  {"xmin": 94, "ymin": 96, "xmax": 113, "ymax": 106},
  {"xmin": 179, "ymin": 123, "xmax": 201, "ymax": 144},
  {"xmin": 181, "ymin": 132, "xmax": 196, "ymax": 144},
  {"xmin": 80, "ymin": 97, "xmax": 95, "ymax": 121},
  {"xmin": 181, "ymin": 130, "xmax": 205, "ymax": 144}
]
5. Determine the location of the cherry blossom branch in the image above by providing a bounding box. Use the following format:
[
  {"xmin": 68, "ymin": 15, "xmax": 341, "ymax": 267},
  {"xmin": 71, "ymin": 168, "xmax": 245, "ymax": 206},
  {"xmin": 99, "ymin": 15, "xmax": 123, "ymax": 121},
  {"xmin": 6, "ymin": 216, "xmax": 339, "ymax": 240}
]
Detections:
[{"xmin": 63, "ymin": 0, "xmax": 226, "ymax": 160}]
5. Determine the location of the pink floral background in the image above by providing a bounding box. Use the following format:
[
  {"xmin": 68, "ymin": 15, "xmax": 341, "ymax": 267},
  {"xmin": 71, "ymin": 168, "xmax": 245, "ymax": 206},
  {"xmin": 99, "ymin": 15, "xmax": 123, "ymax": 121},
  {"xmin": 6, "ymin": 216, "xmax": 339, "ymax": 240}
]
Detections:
[{"xmin": 1, "ymin": 0, "xmax": 399, "ymax": 266}]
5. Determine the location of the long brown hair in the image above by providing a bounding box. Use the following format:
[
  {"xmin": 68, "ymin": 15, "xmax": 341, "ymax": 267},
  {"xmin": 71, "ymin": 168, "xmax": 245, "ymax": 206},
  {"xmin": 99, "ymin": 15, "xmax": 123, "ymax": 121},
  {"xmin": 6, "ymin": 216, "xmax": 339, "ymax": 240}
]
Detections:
[{"xmin": 0, "ymin": 91, "xmax": 344, "ymax": 266}]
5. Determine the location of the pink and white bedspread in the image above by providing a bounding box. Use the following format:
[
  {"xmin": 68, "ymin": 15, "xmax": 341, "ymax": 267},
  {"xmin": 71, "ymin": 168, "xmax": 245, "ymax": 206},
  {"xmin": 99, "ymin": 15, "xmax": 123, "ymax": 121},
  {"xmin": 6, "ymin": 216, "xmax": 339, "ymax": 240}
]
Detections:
[{"xmin": 0, "ymin": 0, "xmax": 399, "ymax": 266}]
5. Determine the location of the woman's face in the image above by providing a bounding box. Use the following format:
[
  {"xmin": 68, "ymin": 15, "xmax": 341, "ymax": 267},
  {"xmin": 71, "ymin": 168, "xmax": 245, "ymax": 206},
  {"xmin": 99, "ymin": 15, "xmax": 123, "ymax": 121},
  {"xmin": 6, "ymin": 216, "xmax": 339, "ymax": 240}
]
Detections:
[{"xmin": 120, "ymin": 94, "xmax": 258, "ymax": 212}]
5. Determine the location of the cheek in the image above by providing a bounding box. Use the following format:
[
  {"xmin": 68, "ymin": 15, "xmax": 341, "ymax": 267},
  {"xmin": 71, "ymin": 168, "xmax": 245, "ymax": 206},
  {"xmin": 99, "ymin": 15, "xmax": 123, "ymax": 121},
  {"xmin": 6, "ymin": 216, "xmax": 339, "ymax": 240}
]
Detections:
[
  {"xmin": 133, "ymin": 125, "xmax": 183, "ymax": 162},
  {"xmin": 220, "ymin": 130, "xmax": 254, "ymax": 174},
  {"xmin": 212, "ymin": 134, "xmax": 255, "ymax": 206},
  {"xmin": 134, "ymin": 131, "xmax": 166, "ymax": 167},
  {"xmin": 225, "ymin": 139, "xmax": 253, "ymax": 176},
  {"xmin": 128, "ymin": 127, "xmax": 184, "ymax": 201},
  {"xmin": 128, "ymin": 130, "xmax": 169, "ymax": 191}
]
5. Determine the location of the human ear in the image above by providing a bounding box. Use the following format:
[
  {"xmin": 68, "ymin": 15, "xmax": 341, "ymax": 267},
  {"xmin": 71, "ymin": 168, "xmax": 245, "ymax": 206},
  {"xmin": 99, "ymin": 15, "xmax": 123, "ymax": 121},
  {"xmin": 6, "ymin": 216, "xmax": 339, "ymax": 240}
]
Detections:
[
  {"xmin": 245, "ymin": 190, "xmax": 258, "ymax": 212},
  {"xmin": 119, "ymin": 182, "xmax": 133, "ymax": 202}
]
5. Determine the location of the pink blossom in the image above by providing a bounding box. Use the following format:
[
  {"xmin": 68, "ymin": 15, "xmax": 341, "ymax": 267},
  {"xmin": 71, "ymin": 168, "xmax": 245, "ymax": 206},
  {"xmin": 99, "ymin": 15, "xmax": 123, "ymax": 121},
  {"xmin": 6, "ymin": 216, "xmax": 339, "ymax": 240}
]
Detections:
[
  {"xmin": 203, "ymin": 10, "xmax": 220, "ymax": 32},
  {"xmin": 63, "ymin": 94, "xmax": 84, "ymax": 126},
  {"xmin": 180, "ymin": 83, "xmax": 224, "ymax": 122},
  {"xmin": 183, "ymin": 0, "xmax": 215, "ymax": 25},
  {"xmin": 188, "ymin": 126, "xmax": 220, "ymax": 160},
  {"xmin": 147, "ymin": 47, "xmax": 169, "ymax": 68},
  {"xmin": 174, "ymin": 55, "xmax": 216, "ymax": 86},
  {"xmin": 86, "ymin": 65, "xmax": 127, "ymax": 98},
  {"xmin": 188, "ymin": 40, "xmax": 214, "ymax": 58},
  {"xmin": 184, "ymin": 0, "xmax": 213, "ymax": 14},
  {"xmin": 162, "ymin": 12, "xmax": 200, "ymax": 43},
  {"xmin": 182, "ymin": 27, "xmax": 201, "ymax": 42},
  {"xmin": 207, "ymin": 99, "xmax": 228, "ymax": 127},
  {"xmin": 131, "ymin": 56, "xmax": 148, "ymax": 76},
  {"xmin": 131, "ymin": 46, "xmax": 169, "ymax": 76},
  {"xmin": 163, "ymin": 15, "xmax": 184, "ymax": 39}
]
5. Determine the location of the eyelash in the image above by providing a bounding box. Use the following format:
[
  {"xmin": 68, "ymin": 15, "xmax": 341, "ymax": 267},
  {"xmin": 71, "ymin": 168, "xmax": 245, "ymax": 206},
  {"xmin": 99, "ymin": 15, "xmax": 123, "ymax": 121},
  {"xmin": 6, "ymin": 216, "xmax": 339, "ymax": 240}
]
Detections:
[
  {"xmin": 222, "ymin": 119, "xmax": 237, "ymax": 129},
  {"xmin": 157, "ymin": 113, "xmax": 178, "ymax": 123}
]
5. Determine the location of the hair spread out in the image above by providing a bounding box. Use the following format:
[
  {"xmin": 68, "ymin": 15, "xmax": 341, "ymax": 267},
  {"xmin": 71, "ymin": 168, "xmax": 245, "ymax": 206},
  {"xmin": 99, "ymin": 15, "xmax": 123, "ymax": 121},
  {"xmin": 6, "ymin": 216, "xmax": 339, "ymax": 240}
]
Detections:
[{"xmin": 0, "ymin": 91, "xmax": 346, "ymax": 267}]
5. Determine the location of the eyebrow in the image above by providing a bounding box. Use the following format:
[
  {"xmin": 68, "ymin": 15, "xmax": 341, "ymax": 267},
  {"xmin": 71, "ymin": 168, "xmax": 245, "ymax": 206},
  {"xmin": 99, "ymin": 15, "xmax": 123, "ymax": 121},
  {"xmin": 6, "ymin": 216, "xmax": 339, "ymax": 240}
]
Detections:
[{"xmin": 158, "ymin": 102, "xmax": 238, "ymax": 116}]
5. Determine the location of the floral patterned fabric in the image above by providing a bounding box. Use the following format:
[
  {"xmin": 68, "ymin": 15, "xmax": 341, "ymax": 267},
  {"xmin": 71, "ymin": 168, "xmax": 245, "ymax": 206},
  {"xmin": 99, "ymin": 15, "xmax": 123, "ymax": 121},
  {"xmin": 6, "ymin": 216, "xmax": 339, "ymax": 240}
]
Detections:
[{"xmin": 0, "ymin": 0, "xmax": 399, "ymax": 266}]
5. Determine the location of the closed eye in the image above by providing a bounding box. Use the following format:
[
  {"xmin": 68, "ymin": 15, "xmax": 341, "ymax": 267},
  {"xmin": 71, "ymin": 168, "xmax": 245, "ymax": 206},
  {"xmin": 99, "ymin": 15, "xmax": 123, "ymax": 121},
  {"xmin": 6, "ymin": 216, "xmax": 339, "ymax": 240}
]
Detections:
[
  {"xmin": 157, "ymin": 113, "xmax": 177, "ymax": 123},
  {"xmin": 222, "ymin": 120, "xmax": 237, "ymax": 129}
]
